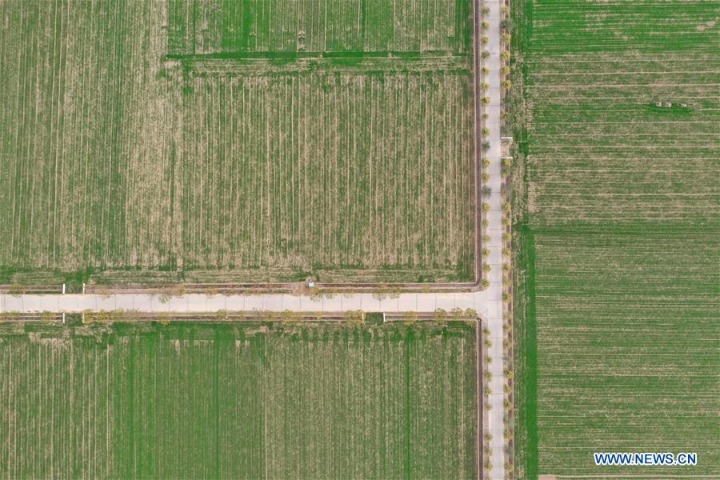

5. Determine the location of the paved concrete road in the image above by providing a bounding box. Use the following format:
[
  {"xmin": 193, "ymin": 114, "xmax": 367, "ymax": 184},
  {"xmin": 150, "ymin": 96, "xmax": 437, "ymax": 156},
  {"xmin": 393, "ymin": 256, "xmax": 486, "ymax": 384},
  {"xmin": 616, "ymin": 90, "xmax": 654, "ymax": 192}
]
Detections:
[{"xmin": 476, "ymin": 0, "xmax": 507, "ymax": 474}]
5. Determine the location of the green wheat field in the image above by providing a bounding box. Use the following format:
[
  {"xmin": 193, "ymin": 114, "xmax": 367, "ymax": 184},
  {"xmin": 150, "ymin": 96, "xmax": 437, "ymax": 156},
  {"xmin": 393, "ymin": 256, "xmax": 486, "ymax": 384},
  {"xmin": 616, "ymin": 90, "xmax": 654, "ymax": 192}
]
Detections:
[
  {"xmin": 0, "ymin": 320, "xmax": 477, "ymax": 479},
  {"xmin": 512, "ymin": 0, "xmax": 720, "ymax": 477}
]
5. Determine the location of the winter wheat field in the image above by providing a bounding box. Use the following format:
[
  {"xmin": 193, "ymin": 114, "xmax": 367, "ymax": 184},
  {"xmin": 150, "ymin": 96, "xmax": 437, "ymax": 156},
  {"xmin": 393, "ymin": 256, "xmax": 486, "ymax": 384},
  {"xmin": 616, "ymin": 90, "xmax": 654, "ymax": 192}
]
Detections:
[
  {"xmin": 511, "ymin": 0, "xmax": 720, "ymax": 478},
  {"xmin": 0, "ymin": 320, "xmax": 478, "ymax": 478},
  {"xmin": 0, "ymin": 0, "xmax": 477, "ymax": 285}
]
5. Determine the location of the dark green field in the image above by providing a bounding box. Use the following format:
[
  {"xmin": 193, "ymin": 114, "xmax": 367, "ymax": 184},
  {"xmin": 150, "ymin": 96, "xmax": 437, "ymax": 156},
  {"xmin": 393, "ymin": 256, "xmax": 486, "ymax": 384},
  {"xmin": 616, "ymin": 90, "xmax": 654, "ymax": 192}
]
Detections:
[
  {"xmin": 168, "ymin": 0, "xmax": 473, "ymax": 55},
  {"xmin": 0, "ymin": 321, "xmax": 477, "ymax": 479},
  {"xmin": 511, "ymin": 0, "xmax": 720, "ymax": 477}
]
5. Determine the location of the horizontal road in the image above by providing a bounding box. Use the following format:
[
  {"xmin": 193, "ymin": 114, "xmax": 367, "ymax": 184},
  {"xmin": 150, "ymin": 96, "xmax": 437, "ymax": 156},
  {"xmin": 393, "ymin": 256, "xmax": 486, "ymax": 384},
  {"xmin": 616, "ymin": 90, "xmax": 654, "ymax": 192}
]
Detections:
[{"xmin": 0, "ymin": 290, "xmax": 500, "ymax": 316}]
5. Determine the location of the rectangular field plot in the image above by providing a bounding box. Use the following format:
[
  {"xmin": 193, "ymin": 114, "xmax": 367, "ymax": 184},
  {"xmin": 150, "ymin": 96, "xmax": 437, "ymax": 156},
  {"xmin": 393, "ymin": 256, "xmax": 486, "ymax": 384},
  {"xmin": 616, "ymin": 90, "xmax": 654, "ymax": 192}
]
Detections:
[
  {"xmin": 0, "ymin": 321, "xmax": 477, "ymax": 479},
  {"xmin": 0, "ymin": 0, "xmax": 477, "ymax": 283},
  {"xmin": 168, "ymin": 0, "xmax": 473, "ymax": 55},
  {"xmin": 0, "ymin": 0, "xmax": 178, "ymax": 272},
  {"xmin": 524, "ymin": 0, "xmax": 720, "ymax": 227},
  {"xmin": 533, "ymin": 232, "xmax": 719, "ymax": 477},
  {"xmin": 180, "ymin": 69, "xmax": 475, "ymax": 280},
  {"xmin": 513, "ymin": 0, "xmax": 720, "ymax": 477}
]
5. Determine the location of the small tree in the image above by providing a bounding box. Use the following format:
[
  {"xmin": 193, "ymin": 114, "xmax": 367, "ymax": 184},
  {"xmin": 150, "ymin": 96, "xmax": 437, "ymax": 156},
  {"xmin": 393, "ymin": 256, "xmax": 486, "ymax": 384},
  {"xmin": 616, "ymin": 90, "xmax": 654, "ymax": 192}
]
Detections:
[
  {"xmin": 282, "ymin": 310, "xmax": 300, "ymax": 325},
  {"xmin": 8, "ymin": 285, "xmax": 24, "ymax": 297},
  {"xmin": 481, "ymin": 186, "xmax": 492, "ymax": 198},
  {"xmin": 172, "ymin": 284, "xmax": 187, "ymax": 297},
  {"xmin": 372, "ymin": 285, "xmax": 390, "ymax": 301},
  {"xmin": 157, "ymin": 313, "xmax": 171, "ymax": 325},
  {"xmin": 344, "ymin": 310, "xmax": 365, "ymax": 325},
  {"xmin": 433, "ymin": 308, "xmax": 448, "ymax": 324}
]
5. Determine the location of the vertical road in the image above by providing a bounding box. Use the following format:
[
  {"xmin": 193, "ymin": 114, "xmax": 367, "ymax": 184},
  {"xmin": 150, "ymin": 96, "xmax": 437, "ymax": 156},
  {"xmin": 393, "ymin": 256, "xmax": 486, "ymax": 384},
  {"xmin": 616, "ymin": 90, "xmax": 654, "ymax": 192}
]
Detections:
[{"xmin": 476, "ymin": 0, "xmax": 507, "ymax": 475}]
